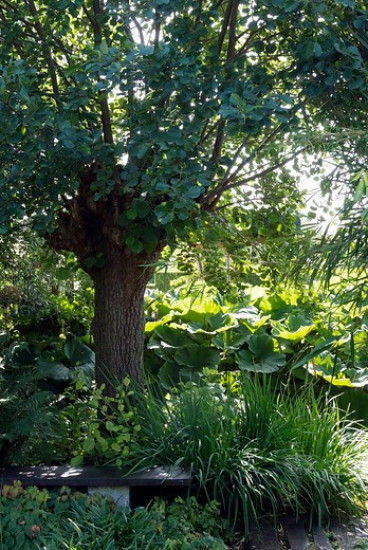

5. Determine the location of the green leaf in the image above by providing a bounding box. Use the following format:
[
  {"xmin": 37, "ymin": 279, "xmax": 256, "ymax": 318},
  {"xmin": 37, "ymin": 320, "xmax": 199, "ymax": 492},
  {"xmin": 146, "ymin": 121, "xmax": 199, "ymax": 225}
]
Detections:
[
  {"xmin": 125, "ymin": 236, "xmax": 144, "ymax": 253},
  {"xmin": 183, "ymin": 185, "xmax": 203, "ymax": 199},
  {"xmin": 136, "ymin": 143, "xmax": 150, "ymax": 159},
  {"xmin": 174, "ymin": 345, "xmax": 221, "ymax": 369},
  {"xmin": 152, "ymin": 325, "xmax": 194, "ymax": 348},
  {"xmin": 273, "ymin": 315, "xmax": 314, "ymax": 342},
  {"xmin": 236, "ymin": 349, "xmax": 283, "ymax": 373},
  {"xmin": 64, "ymin": 336, "xmax": 95, "ymax": 365},
  {"xmin": 145, "ymin": 313, "xmax": 174, "ymax": 332},
  {"xmin": 300, "ymin": 41, "xmax": 315, "ymax": 59},
  {"xmin": 37, "ymin": 359, "xmax": 71, "ymax": 381},
  {"xmin": 349, "ymin": 77, "xmax": 365, "ymax": 90},
  {"xmin": 138, "ymin": 44, "xmax": 154, "ymax": 55},
  {"xmin": 335, "ymin": 0, "xmax": 355, "ymax": 6},
  {"xmin": 248, "ymin": 333, "xmax": 274, "ymax": 357},
  {"xmin": 158, "ymin": 361, "xmax": 181, "ymax": 389},
  {"xmin": 236, "ymin": 333, "xmax": 286, "ymax": 373},
  {"xmin": 70, "ymin": 456, "xmax": 84, "ymax": 467},
  {"xmin": 7, "ymin": 342, "xmax": 37, "ymax": 367},
  {"xmin": 83, "ymin": 438, "xmax": 95, "ymax": 453}
]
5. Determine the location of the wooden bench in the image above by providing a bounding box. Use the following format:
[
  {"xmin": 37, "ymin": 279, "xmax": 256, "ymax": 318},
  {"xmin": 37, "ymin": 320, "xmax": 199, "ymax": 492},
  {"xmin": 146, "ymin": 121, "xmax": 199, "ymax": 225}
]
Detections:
[{"xmin": 0, "ymin": 465, "xmax": 192, "ymax": 508}]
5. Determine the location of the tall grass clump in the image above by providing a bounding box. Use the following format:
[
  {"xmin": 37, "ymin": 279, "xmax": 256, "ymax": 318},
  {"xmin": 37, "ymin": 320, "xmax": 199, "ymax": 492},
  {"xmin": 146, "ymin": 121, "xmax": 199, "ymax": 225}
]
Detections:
[{"xmin": 129, "ymin": 375, "xmax": 368, "ymax": 531}]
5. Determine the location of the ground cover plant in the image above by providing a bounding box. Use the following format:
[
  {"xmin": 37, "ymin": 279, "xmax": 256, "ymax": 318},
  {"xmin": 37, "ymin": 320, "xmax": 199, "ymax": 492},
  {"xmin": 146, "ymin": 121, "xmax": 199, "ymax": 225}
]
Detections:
[{"xmin": 0, "ymin": 485, "xmax": 227, "ymax": 549}]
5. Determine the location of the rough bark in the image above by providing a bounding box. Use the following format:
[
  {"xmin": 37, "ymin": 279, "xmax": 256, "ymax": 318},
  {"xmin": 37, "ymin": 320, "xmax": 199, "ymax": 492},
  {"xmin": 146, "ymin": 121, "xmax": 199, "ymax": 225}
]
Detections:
[
  {"xmin": 50, "ymin": 165, "xmax": 164, "ymax": 393},
  {"xmin": 90, "ymin": 246, "xmax": 156, "ymax": 393}
]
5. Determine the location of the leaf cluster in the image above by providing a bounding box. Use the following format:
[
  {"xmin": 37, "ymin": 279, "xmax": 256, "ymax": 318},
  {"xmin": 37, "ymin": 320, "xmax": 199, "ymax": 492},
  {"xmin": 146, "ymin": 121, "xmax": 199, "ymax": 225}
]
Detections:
[{"xmin": 0, "ymin": 486, "xmax": 227, "ymax": 549}]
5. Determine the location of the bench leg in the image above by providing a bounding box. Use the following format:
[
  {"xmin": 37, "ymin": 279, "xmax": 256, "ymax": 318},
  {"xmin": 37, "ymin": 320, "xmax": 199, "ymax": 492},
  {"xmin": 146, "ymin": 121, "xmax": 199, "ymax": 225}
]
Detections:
[{"xmin": 88, "ymin": 486, "xmax": 130, "ymax": 508}]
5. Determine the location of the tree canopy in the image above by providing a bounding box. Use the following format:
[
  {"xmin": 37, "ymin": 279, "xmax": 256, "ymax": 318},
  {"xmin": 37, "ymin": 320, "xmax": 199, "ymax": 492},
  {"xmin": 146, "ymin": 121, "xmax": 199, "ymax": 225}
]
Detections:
[{"xmin": 1, "ymin": 0, "xmax": 367, "ymax": 386}]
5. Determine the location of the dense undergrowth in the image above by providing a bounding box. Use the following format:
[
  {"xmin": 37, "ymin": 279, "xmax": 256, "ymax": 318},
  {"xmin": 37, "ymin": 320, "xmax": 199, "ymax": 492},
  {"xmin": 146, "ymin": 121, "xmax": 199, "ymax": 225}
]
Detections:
[
  {"xmin": 0, "ymin": 486, "xmax": 227, "ymax": 550},
  {"xmin": 1, "ymin": 371, "xmax": 367, "ymax": 535},
  {"xmin": 1, "ymin": 283, "xmax": 368, "ymax": 545}
]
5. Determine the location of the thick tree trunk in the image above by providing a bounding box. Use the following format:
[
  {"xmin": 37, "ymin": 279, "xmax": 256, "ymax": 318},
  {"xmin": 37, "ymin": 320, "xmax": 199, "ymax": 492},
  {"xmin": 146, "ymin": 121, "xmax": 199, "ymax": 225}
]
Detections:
[{"xmin": 90, "ymin": 247, "xmax": 155, "ymax": 393}]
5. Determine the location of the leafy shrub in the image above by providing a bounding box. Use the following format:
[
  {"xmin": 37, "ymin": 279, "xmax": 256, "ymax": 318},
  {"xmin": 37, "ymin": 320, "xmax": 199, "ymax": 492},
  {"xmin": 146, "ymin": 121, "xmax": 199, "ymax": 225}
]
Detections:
[
  {"xmin": 0, "ymin": 233, "xmax": 94, "ymax": 338},
  {"xmin": 53, "ymin": 381, "xmax": 141, "ymax": 466},
  {"xmin": 0, "ymin": 357, "xmax": 58, "ymax": 466},
  {"xmin": 145, "ymin": 286, "xmax": 368, "ymax": 397},
  {"xmin": 0, "ymin": 484, "xmax": 227, "ymax": 549},
  {"xmin": 0, "ymin": 481, "xmax": 51, "ymax": 549},
  {"xmin": 0, "ymin": 334, "xmax": 95, "ymax": 465}
]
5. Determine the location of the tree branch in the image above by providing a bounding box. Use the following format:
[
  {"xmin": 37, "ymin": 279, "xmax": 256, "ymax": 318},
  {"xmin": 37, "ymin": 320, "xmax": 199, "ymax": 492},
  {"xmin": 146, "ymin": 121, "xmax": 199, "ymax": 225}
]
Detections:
[
  {"xmin": 227, "ymin": 0, "xmax": 239, "ymax": 60},
  {"xmin": 26, "ymin": 0, "xmax": 60, "ymax": 101},
  {"xmin": 200, "ymin": 148, "xmax": 307, "ymax": 210},
  {"xmin": 220, "ymin": 124, "xmax": 283, "ymax": 187},
  {"xmin": 217, "ymin": 0, "xmax": 234, "ymax": 55},
  {"xmin": 211, "ymin": 119, "xmax": 226, "ymax": 162},
  {"xmin": 131, "ymin": 16, "xmax": 145, "ymax": 44},
  {"xmin": 154, "ymin": 10, "xmax": 161, "ymax": 50},
  {"xmin": 91, "ymin": 0, "xmax": 114, "ymax": 145}
]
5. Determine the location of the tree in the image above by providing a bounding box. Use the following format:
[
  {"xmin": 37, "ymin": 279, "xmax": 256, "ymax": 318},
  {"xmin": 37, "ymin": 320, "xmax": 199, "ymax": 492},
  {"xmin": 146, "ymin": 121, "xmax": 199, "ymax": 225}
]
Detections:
[
  {"xmin": 287, "ymin": 0, "xmax": 368, "ymax": 302},
  {"xmin": 0, "ymin": 0, "xmax": 365, "ymax": 391}
]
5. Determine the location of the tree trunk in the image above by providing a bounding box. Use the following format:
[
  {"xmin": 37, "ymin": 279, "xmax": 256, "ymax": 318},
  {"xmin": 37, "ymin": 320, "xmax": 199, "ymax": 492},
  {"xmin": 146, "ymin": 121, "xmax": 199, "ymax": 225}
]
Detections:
[{"xmin": 90, "ymin": 247, "xmax": 155, "ymax": 393}]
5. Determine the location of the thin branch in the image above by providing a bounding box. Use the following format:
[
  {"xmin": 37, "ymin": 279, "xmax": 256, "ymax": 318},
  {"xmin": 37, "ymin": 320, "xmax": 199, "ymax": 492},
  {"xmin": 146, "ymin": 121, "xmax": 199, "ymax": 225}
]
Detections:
[
  {"xmin": 82, "ymin": 4, "xmax": 96, "ymax": 30},
  {"xmin": 220, "ymin": 134, "xmax": 253, "ymax": 182},
  {"xmin": 0, "ymin": 8, "xmax": 26, "ymax": 59},
  {"xmin": 211, "ymin": 120, "xmax": 226, "ymax": 162},
  {"xmin": 26, "ymin": 0, "xmax": 60, "ymax": 101},
  {"xmin": 217, "ymin": 0, "xmax": 234, "ymax": 55},
  {"xmin": 199, "ymin": 118, "xmax": 221, "ymax": 146},
  {"xmin": 227, "ymin": 0, "xmax": 239, "ymax": 60},
  {"xmin": 221, "ymin": 124, "xmax": 283, "ymax": 187},
  {"xmin": 222, "ymin": 149, "xmax": 307, "ymax": 192},
  {"xmin": 228, "ymin": 26, "xmax": 267, "ymax": 61},
  {"xmin": 200, "ymin": 147, "xmax": 307, "ymax": 209},
  {"xmin": 131, "ymin": 16, "xmax": 145, "ymax": 44},
  {"xmin": 194, "ymin": 0, "xmax": 204, "ymax": 29},
  {"xmin": 154, "ymin": 10, "xmax": 161, "ymax": 50},
  {"xmin": 90, "ymin": 0, "xmax": 114, "ymax": 145}
]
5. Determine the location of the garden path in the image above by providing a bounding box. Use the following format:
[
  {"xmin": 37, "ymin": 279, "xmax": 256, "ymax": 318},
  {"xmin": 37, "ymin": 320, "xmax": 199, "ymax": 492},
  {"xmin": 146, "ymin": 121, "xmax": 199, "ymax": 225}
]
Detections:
[{"xmin": 245, "ymin": 515, "xmax": 368, "ymax": 549}]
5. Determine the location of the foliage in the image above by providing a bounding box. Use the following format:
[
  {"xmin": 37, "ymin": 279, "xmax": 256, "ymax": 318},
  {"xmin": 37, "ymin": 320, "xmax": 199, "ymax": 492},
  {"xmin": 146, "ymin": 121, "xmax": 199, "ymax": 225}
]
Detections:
[
  {"xmin": 0, "ymin": 0, "xmax": 315, "ymax": 240},
  {"xmin": 1, "ymin": 371, "xmax": 367, "ymax": 534},
  {"xmin": 0, "ymin": 485, "xmax": 227, "ymax": 550},
  {"xmin": 0, "ymin": 232, "xmax": 94, "ymax": 337},
  {"xmin": 54, "ymin": 380, "xmax": 141, "ymax": 467},
  {"xmin": 145, "ymin": 285, "xmax": 368, "ymax": 393},
  {"xmin": 0, "ymin": 350, "xmax": 58, "ymax": 466},
  {"xmin": 171, "ymin": 198, "xmax": 309, "ymax": 298},
  {"xmin": 129, "ymin": 376, "xmax": 368, "ymax": 532},
  {"xmin": 0, "ymin": 334, "xmax": 95, "ymax": 466},
  {"xmin": 300, "ymin": 180, "xmax": 368, "ymax": 312},
  {"xmin": 287, "ymin": 0, "xmax": 368, "ymax": 311},
  {"xmin": 2, "ymin": 0, "xmax": 367, "ymax": 384}
]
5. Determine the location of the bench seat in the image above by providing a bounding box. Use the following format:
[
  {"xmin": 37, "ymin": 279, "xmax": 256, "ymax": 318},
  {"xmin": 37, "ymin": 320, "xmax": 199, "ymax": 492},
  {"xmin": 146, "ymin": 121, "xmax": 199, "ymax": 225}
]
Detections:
[{"xmin": 0, "ymin": 465, "xmax": 192, "ymax": 507}]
